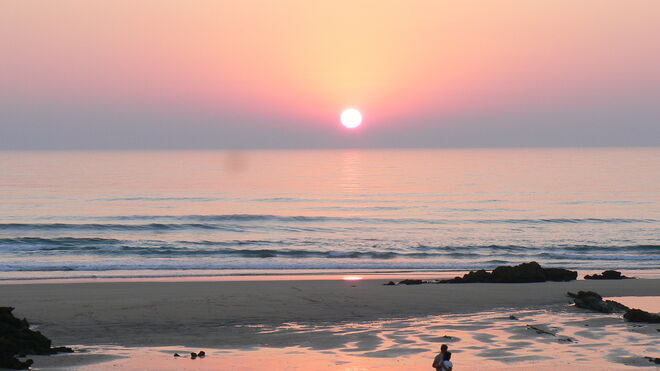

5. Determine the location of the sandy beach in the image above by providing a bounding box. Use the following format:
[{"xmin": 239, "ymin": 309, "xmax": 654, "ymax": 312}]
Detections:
[{"xmin": 2, "ymin": 278, "xmax": 659, "ymax": 370}]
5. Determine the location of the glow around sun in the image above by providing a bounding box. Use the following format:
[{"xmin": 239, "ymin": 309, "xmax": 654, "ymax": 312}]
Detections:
[{"xmin": 340, "ymin": 109, "xmax": 362, "ymax": 129}]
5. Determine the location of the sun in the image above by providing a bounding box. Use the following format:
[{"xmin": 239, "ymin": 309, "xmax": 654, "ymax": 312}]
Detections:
[{"xmin": 340, "ymin": 108, "xmax": 362, "ymax": 129}]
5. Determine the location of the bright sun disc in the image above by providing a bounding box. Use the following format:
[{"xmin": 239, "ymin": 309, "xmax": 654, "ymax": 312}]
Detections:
[{"xmin": 340, "ymin": 109, "xmax": 362, "ymax": 128}]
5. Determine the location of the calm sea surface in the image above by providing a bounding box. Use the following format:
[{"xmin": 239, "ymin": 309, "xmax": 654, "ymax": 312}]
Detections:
[{"xmin": 0, "ymin": 148, "xmax": 658, "ymax": 280}]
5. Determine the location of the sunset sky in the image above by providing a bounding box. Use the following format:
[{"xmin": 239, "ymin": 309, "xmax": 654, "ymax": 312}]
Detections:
[{"xmin": 1, "ymin": 0, "xmax": 659, "ymax": 149}]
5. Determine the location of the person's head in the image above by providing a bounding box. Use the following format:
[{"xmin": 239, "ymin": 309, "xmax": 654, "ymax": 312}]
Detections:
[
  {"xmin": 443, "ymin": 351, "xmax": 451, "ymax": 361},
  {"xmin": 440, "ymin": 344, "xmax": 448, "ymax": 352}
]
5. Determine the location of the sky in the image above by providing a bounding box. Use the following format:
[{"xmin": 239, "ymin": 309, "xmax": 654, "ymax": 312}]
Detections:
[{"xmin": 1, "ymin": 0, "xmax": 659, "ymax": 149}]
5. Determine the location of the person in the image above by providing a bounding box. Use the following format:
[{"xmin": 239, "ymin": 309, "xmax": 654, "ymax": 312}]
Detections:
[
  {"xmin": 432, "ymin": 344, "xmax": 449, "ymax": 371},
  {"xmin": 438, "ymin": 351, "xmax": 452, "ymax": 371}
]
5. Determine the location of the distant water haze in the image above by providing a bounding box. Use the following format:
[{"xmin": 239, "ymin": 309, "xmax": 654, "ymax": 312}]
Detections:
[{"xmin": 0, "ymin": 148, "xmax": 658, "ymax": 281}]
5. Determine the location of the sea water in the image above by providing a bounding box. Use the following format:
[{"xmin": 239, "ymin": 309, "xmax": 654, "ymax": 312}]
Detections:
[{"xmin": 0, "ymin": 148, "xmax": 658, "ymax": 281}]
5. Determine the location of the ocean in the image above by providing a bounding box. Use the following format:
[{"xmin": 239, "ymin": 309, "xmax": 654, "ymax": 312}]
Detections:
[{"xmin": 1, "ymin": 148, "xmax": 658, "ymax": 281}]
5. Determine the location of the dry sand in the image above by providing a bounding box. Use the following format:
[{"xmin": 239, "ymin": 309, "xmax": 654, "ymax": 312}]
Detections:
[{"xmin": 2, "ymin": 279, "xmax": 659, "ymax": 370}]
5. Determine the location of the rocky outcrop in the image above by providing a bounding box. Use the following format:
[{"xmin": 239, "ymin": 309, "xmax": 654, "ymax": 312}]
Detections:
[
  {"xmin": 567, "ymin": 292, "xmax": 660, "ymax": 324},
  {"xmin": 567, "ymin": 291, "xmax": 629, "ymax": 313},
  {"xmin": 646, "ymin": 357, "xmax": 660, "ymax": 364},
  {"xmin": 397, "ymin": 279, "xmax": 425, "ymax": 285},
  {"xmin": 584, "ymin": 270, "xmax": 634, "ymax": 280},
  {"xmin": 0, "ymin": 307, "xmax": 73, "ymax": 370},
  {"xmin": 439, "ymin": 262, "xmax": 577, "ymax": 283},
  {"xmin": 623, "ymin": 309, "xmax": 660, "ymax": 323}
]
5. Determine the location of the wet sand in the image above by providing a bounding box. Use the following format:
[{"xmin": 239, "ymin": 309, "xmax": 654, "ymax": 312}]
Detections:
[{"xmin": 2, "ymin": 279, "xmax": 659, "ymax": 369}]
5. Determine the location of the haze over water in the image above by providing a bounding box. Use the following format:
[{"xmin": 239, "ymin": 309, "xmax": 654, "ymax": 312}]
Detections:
[{"xmin": 1, "ymin": 148, "xmax": 658, "ymax": 281}]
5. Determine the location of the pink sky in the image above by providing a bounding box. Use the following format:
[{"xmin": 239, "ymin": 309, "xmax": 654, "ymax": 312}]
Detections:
[{"xmin": 1, "ymin": 0, "xmax": 659, "ymax": 148}]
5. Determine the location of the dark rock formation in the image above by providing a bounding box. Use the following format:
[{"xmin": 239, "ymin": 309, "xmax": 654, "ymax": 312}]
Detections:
[
  {"xmin": 441, "ymin": 269, "xmax": 490, "ymax": 283},
  {"xmin": 623, "ymin": 308, "xmax": 660, "ymax": 323},
  {"xmin": 567, "ymin": 291, "xmax": 629, "ymax": 313},
  {"xmin": 0, "ymin": 307, "xmax": 73, "ymax": 369},
  {"xmin": 398, "ymin": 279, "xmax": 424, "ymax": 285},
  {"xmin": 584, "ymin": 270, "xmax": 634, "ymax": 280},
  {"xmin": 190, "ymin": 352, "xmax": 197, "ymax": 359},
  {"xmin": 384, "ymin": 281, "xmax": 396, "ymax": 286},
  {"xmin": 543, "ymin": 267, "xmax": 579, "ymax": 281},
  {"xmin": 439, "ymin": 262, "xmax": 577, "ymax": 283},
  {"xmin": 198, "ymin": 350, "xmax": 206, "ymax": 357},
  {"xmin": 173, "ymin": 353, "xmax": 180, "ymax": 357},
  {"xmin": 646, "ymin": 356, "xmax": 660, "ymax": 364}
]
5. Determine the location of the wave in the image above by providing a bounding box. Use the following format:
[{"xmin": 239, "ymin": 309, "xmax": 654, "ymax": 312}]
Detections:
[
  {"xmin": 3, "ymin": 236, "xmax": 658, "ymax": 250},
  {"xmin": 105, "ymin": 214, "xmax": 660, "ymax": 224},
  {"xmin": 411, "ymin": 244, "xmax": 660, "ymax": 253},
  {"xmin": 2, "ymin": 257, "xmax": 659, "ymax": 274},
  {"xmin": 0, "ymin": 215, "xmax": 655, "ymax": 232},
  {"xmin": 0, "ymin": 223, "xmax": 246, "ymax": 232},
  {"xmin": 2, "ymin": 237, "xmax": 658, "ymax": 259},
  {"xmin": 94, "ymin": 197, "xmax": 226, "ymax": 202}
]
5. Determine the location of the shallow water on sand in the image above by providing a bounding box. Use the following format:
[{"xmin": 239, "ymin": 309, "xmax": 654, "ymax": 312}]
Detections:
[
  {"xmin": 29, "ymin": 305, "xmax": 660, "ymax": 370},
  {"xmin": 1, "ymin": 148, "xmax": 659, "ymax": 280}
]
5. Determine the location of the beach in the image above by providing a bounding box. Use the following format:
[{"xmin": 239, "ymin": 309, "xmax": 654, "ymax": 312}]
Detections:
[
  {"xmin": 3, "ymin": 0, "xmax": 660, "ymax": 368},
  {"xmin": 3, "ymin": 278, "xmax": 659, "ymax": 369},
  {"xmin": 1, "ymin": 150, "xmax": 658, "ymax": 369}
]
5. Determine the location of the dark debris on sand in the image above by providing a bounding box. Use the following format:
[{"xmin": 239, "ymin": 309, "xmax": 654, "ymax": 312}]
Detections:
[{"xmin": 0, "ymin": 307, "xmax": 73, "ymax": 369}]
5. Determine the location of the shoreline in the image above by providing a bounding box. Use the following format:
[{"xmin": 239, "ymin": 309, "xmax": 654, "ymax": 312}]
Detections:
[
  {"xmin": 2, "ymin": 278, "xmax": 658, "ymax": 348},
  {"xmin": 3, "ymin": 268, "xmax": 660, "ymax": 285},
  {"xmin": 3, "ymin": 278, "xmax": 659, "ymax": 370}
]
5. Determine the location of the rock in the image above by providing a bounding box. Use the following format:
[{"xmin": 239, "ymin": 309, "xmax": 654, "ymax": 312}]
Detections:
[
  {"xmin": 584, "ymin": 270, "xmax": 634, "ymax": 280},
  {"xmin": 567, "ymin": 291, "xmax": 629, "ymax": 313},
  {"xmin": 190, "ymin": 352, "xmax": 197, "ymax": 359},
  {"xmin": 398, "ymin": 279, "xmax": 424, "ymax": 285},
  {"xmin": 492, "ymin": 263, "xmax": 545, "ymax": 283},
  {"xmin": 439, "ymin": 262, "xmax": 577, "ymax": 283},
  {"xmin": 543, "ymin": 267, "xmax": 579, "ymax": 281},
  {"xmin": 173, "ymin": 353, "xmax": 180, "ymax": 357},
  {"xmin": 443, "ymin": 269, "xmax": 490, "ymax": 283},
  {"xmin": 384, "ymin": 281, "xmax": 396, "ymax": 286},
  {"xmin": 623, "ymin": 309, "xmax": 660, "ymax": 323},
  {"xmin": 0, "ymin": 307, "xmax": 73, "ymax": 370},
  {"xmin": 568, "ymin": 290, "xmax": 602, "ymax": 301},
  {"xmin": 646, "ymin": 357, "xmax": 660, "ymax": 364},
  {"xmin": 0, "ymin": 356, "xmax": 32, "ymax": 370},
  {"xmin": 198, "ymin": 350, "xmax": 206, "ymax": 357},
  {"xmin": 508, "ymin": 315, "xmax": 518, "ymax": 320},
  {"xmin": 50, "ymin": 346, "xmax": 73, "ymax": 354},
  {"xmin": 527, "ymin": 325, "xmax": 555, "ymax": 336}
]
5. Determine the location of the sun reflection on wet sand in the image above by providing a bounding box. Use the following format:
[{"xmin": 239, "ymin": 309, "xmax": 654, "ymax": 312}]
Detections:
[
  {"xmin": 32, "ymin": 305, "xmax": 660, "ymax": 370},
  {"xmin": 343, "ymin": 276, "xmax": 363, "ymax": 281}
]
